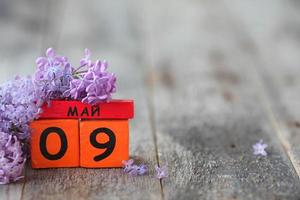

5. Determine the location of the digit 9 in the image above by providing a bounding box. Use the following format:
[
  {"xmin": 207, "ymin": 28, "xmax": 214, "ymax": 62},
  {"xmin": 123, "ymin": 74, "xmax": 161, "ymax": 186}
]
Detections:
[{"xmin": 90, "ymin": 127, "xmax": 116, "ymax": 161}]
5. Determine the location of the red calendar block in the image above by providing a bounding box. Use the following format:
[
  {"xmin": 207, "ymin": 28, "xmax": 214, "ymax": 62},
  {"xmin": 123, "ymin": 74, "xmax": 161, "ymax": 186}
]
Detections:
[
  {"xmin": 79, "ymin": 120, "xmax": 129, "ymax": 168},
  {"xmin": 30, "ymin": 119, "xmax": 80, "ymax": 168},
  {"xmin": 39, "ymin": 100, "xmax": 134, "ymax": 119}
]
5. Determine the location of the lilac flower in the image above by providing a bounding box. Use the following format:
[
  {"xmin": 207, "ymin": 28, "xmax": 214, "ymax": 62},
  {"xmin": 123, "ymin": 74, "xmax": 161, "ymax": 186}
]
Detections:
[
  {"xmin": 155, "ymin": 165, "xmax": 168, "ymax": 179},
  {"xmin": 35, "ymin": 48, "xmax": 116, "ymax": 103},
  {"xmin": 0, "ymin": 48, "xmax": 118, "ymax": 184},
  {"xmin": 128, "ymin": 165, "xmax": 148, "ymax": 176},
  {"xmin": 253, "ymin": 139, "xmax": 268, "ymax": 156},
  {"xmin": 137, "ymin": 164, "xmax": 148, "ymax": 175},
  {"xmin": 0, "ymin": 132, "xmax": 26, "ymax": 184},
  {"xmin": 122, "ymin": 159, "xmax": 148, "ymax": 176},
  {"xmin": 34, "ymin": 48, "xmax": 73, "ymax": 100},
  {"xmin": 0, "ymin": 77, "xmax": 42, "ymax": 140},
  {"xmin": 80, "ymin": 48, "xmax": 93, "ymax": 67},
  {"xmin": 0, "ymin": 77, "xmax": 42, "ymax": 184},
  {"xmin": 122, "ymin": 159, "xmax": 134, "ymax": 173},
  {"xmin": 81, "ymin": 62, "xmax": 117, "ymax": 104},
  {"xmin": 64, "ymin": 49, "xmax": 116, "ymax": 104},
  {"xmin": 128, "ymin": 165, "xmax": 139, "ymax": 176}
]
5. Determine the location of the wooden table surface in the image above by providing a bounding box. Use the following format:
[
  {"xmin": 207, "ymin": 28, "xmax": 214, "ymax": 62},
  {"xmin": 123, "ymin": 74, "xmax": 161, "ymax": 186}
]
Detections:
[{"xmin": 1, "ymin": 0, "xmax": 300, "ymax": 199}]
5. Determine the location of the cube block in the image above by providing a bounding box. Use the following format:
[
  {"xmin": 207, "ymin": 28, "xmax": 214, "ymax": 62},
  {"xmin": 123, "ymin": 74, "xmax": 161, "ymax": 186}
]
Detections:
[
  {"xmin": 80, "ymin": 120, "xmax": 129, "ymax": 168},
  {"xmin": 30, "ymin": 119, "xmax": 80, "ymax": 168},
  {"xmin": 30, "ymin": 100, "xmax": 134, "ymax": 169}
]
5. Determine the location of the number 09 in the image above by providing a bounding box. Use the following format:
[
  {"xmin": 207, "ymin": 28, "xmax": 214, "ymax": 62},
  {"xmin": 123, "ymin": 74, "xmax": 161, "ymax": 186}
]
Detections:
[{"xmin": 39, "ymin": 127, "xmax": 116, "ymax": 161}]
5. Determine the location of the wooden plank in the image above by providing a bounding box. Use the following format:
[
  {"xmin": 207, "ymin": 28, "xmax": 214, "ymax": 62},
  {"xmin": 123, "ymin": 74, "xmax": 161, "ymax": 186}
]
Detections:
[
  {"xmin": 0, "ymin": 181, "xmax": 25, "ymax": 200},
  {"xmin": 0, "ymin": 0, "xmax": 50, "ymax": 199},
  {"xmin": 224, "ymin": 0, "xmax": 300, "ymax": 179},
  {"xmin": 21, "ymin": 0, "xmax": 161, "ymax": 199},
  {"xmin": 143, "ymin": 0, "xmax": 300, "ymax": 199}
]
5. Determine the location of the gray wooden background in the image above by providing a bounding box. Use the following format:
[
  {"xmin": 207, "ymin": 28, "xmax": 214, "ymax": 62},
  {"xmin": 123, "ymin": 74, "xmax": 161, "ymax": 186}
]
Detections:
[{"xmin": 1, "ymin": 0, "xmax": 300, "ymax": 199}]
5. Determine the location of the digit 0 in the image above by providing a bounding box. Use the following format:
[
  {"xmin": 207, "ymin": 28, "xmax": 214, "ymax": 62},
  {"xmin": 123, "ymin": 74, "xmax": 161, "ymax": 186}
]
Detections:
[
  {"xmin": 40, "ymin": 127, "xmax": 68, "ymax": 160},
  {"xmin": 90, "ymin": 127, "xmax": 116, "ymax": 161}
]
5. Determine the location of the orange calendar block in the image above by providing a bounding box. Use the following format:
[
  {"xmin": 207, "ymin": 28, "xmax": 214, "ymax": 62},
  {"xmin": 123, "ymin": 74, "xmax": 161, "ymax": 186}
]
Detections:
[
  {"xmin": 79, "ymin": 120, "xmax": 129, "ymax": 168},
  {"xmin": 30, "ymin": 100, "xmax": 133, "ymax": 169},
  {"xmin": 30, "ymin": 119, "xmax": 80, "ymax": 168}
]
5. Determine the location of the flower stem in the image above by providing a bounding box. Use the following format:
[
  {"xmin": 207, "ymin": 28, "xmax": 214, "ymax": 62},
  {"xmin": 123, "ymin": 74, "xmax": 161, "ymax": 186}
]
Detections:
[
  {"xmin": 73, "ymin": 70, "xmax": 88, "ymax": 76},
  {"xmin": 73, "ymin": 64, "xmax": 87, "ymax": 73}
]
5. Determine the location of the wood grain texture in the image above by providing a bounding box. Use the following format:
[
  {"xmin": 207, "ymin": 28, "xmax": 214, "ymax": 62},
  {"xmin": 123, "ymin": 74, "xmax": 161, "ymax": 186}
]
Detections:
[
  {"xmin": 21, "ymin": 0, "xmax": 162, "ymax": 199},
  {"xmin": 224, "ymin": 0, "xmax": 300, "ymax": 180},
  {"xmin": 143, "ymin": 0, "xmax": 300, "ymax": 199},
  {"xmin": 1, "ymin": 0, "xmax": 300, "ymax": 199}
]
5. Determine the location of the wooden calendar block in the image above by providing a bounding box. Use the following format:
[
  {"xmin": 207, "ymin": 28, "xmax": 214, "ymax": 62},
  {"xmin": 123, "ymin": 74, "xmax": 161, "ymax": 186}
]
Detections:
[
  {"xmin": 30, "ymin": 119, "xmax": 80, "ymax": 168},
  {"xmin": 39, "ymin": 100, "xmax": 134, "ymax": 119},
  {"xmin": 30, "ymin": 99, "xmax": 133, "ymax": 169},
  {"xmin": 80, "ymin": 120, "xmax": 129, "ymax": 168}
]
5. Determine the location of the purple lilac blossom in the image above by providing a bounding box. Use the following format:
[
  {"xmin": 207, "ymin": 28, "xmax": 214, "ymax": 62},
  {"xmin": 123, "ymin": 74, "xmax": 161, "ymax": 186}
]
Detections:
[
  {"xmin": 122, "ymin": 159, "xmax": 134, "ymax": 173},
  {"xmin": 80, "ymin": 48, "xmax": 93, "ymax": 67},
  {"xmin": 64, "ymin": 49, "xmax": 116, "ymax": 104},
  {"xmin": 136, "ymin": 164, "xmax": 148, "ymax": 175},
  {"xmin": 34, "ymin": 48, "xmax": 73, "ymax": 101},
  {"xmin": 253, "ymin": 139, "xmax": 268, "ymax": 156},
  {"xmin": 128, "ymin": 165, "xmax": 139, "ymax": 176},
  {"xmin": 0, "ymin": 77, "xmax": 42, "ymax": 184},
  {"xmin": 0, "ymin": 77, "xmax": 42, "ymax": 140},
  {"xmin": 0, "ymin": 48, "xmax": 117, "ymax": 184},
  {"xmin": 155, "ymin": 165, "xmax": 168, "ymax": 179},
  {"xmin": 0, "ymin": 132, "xmax": 26, "ymax": 184},
  {"xmin": 122, "ymin": 159, "xmax": 148, "ymax": 176}
]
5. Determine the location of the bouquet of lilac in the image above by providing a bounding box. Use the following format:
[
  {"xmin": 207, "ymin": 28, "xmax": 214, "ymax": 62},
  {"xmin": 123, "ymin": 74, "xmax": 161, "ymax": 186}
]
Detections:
[{"xmin": 0, "ymin": 48, "xmax": 117, "ymax": 184}]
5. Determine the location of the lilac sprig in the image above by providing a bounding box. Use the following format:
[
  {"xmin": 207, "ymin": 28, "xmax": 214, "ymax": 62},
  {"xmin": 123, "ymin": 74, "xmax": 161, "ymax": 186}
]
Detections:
[
  {"xmin": 0, "ymin": 132, "xmax": 26, "ymax": 184},
  {"xmin": 64, "ymin": 49, "xmax": 117, "ymax": 104},
  {"xmin": 34, "ymin": 48, "xmax": 116, "ymax": 104},
  {"xmin": 34, "ymin": 48, "xmax": 73, "ymax": 101},
  {"xmin": 0, "ymin": 77, "xmax": 42, "ymax": 183},
  {"xmin": 0, "ymin": 76, "xmax": 42, "ymax": 140}
]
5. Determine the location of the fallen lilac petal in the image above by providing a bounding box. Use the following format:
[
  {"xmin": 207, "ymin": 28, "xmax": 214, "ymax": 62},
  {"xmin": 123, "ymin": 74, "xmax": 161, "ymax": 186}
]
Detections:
[
  {"xmin": 155, "ymin": 165, "xmax": 168, "ymax": 179},
  {"xmin": 137, "ymin": 164, "xmax": 148, "ymax": 175},
  {"xmin": 128, "ymin": 165, "xmax": 139, "ymax": 176},
  {"xmin": 122, "ymin": 159, "xmax": 134, "ymax": 173},
  {"xmin": 253, "ymin": 139, "xmax": 268, "ymax": 156}
]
